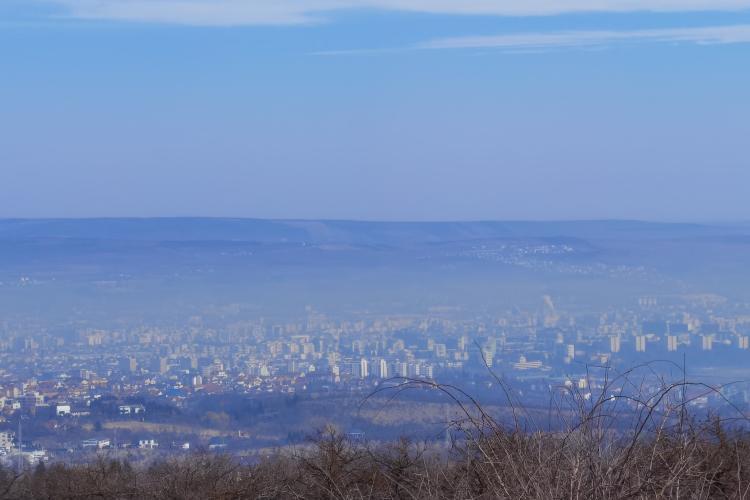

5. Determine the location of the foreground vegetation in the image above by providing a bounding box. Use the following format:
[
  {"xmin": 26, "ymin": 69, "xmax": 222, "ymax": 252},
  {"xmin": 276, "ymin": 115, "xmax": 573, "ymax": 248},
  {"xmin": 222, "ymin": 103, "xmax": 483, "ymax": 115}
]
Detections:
[
  {"xmin": 3, "ymin": 369, "xmax": 750, "ymax": 499},
  {"xmin": 2, "ymin": 421, "xmax": 750, "ymax": 499}
]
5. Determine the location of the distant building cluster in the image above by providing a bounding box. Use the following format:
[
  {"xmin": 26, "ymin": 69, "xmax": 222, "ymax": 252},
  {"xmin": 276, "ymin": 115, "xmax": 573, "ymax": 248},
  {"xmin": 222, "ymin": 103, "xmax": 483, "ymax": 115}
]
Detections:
[{"xmin": 2, "ymin": 296, "xmax": 750, "ymax": 462}]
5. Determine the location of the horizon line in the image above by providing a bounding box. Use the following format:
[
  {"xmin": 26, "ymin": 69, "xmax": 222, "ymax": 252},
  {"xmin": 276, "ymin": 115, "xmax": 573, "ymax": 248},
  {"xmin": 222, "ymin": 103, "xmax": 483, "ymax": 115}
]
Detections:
[{"xmin": 0, "ymin": 216, "xmax": 744, "ymax": 226}]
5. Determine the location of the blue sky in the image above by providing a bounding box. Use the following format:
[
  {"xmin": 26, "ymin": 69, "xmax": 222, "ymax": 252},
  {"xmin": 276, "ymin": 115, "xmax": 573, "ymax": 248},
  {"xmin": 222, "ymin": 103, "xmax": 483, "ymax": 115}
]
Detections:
[{"xmin": 1, "ymin": 1, "xmax": 749, "ymax": 221}]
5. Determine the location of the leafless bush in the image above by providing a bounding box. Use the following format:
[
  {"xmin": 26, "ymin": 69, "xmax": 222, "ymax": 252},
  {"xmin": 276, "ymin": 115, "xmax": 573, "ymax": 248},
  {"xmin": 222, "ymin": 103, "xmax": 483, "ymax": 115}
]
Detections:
[
  {"xmin": 364, "ymin": 359, "xmax": 750, "ymax": 499},
  {"xmin": 3, "ymin": 363, "xmax": 750, "ymax": 499}
]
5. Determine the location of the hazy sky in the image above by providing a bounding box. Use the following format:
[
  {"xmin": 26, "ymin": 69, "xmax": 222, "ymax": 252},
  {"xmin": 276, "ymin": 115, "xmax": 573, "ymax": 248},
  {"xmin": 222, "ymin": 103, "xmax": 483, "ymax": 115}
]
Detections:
[{"xmin": 1, "ymin": 1, "xmax": 749, "ymax": 221}]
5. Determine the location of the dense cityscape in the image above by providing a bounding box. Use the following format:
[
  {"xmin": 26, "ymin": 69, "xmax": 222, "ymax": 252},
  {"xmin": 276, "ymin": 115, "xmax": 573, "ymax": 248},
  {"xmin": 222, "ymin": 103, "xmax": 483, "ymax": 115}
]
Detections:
[{"xmin": 3, "ymin": 289, "xmax": 750, "ymax": 466}]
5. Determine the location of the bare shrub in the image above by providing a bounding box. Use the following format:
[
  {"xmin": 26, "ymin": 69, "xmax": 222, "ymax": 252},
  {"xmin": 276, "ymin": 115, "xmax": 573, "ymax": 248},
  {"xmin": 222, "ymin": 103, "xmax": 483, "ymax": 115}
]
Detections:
[{"xmin": 3, "ymin": 362, "xmax": 750, "ymax": 499}]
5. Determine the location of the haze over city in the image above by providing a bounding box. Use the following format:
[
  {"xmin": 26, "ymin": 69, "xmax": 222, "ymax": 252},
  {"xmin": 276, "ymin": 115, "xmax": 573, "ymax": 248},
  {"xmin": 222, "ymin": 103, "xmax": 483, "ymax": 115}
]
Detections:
[{"xmin": 1, "ymin": 2, "xmax": 750, "ymax": 498}]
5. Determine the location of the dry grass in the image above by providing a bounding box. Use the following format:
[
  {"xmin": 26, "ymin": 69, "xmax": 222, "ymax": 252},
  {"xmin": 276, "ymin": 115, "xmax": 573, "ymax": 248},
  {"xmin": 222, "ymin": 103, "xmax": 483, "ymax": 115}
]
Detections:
[{"xmin": 103, "ymin": 420, "xmax": 225, "ymax": 438}]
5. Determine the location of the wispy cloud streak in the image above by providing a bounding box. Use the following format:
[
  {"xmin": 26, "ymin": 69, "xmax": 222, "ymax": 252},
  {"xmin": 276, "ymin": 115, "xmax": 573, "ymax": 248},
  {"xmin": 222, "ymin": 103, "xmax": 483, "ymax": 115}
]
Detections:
[
  {"xmin": 38, "ymin": 0, "xmax": 750, "ymax": 26},
  {"xmin": 418, "ymin": 24, "xmax": 750, "ymax": 51},
  {"xmin": 312, "ymin": 24, "xmax": 750, "ymax": 55}
]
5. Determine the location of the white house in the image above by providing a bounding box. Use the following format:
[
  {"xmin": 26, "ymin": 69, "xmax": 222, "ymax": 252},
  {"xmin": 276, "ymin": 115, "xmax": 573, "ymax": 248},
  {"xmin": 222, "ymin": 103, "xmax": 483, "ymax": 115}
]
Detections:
[
  {"xmin": 138, "ymin": 439, "xmax": 158, "ymax": 449},
  {"xmin": 119, "ymin": 404, "xmax": 146, "ymax": 416},
  {"xmin": 0, "ymin": 431, "xmax": 15, "ymax": 452}
]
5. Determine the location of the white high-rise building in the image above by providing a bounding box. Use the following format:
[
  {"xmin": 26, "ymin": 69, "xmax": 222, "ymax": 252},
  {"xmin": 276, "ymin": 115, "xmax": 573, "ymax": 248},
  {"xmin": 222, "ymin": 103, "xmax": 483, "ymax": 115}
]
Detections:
[
  {"xmin": 378, "ymin": 358, "xmax": 389, "ymax": 379},
  {"xmin": 610, "ymin": 335, "xmax": 621, "ymax": 353},
  {"xmin": 481, "ymin": 348, "xmax": 494, "ymax": 367},
  {"xmin": 458, "ymin": 335, "xmax": 468, "ymax": 352},
  {"xmin": 566, "ymin": 344, "xmax": 576, "ymax": 360},
  {"xmin": 667, "ymin": 335, "xmax": 678, "ymax": 352},
  {"xmin": 701, "ymin": 335, "xmax": 713, "ymax": 351},
  {"xmin": 635, "ymin": 335, "xmax": 647, "ymax": 353},
  {"xmin": 359, "ymin": 358, "xmax": 369, "ymax": 378},
  {"xmin": 434, "ymin": 343, "xmax": 447, "ymax": 358}
]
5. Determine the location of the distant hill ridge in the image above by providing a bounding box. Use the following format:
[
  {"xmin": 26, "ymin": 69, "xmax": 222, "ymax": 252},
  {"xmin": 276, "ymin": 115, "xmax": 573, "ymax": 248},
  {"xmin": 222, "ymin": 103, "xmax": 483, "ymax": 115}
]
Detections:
[{"xmin": 0, "ymin": 218, "xmax": 743, "ymax": 245}]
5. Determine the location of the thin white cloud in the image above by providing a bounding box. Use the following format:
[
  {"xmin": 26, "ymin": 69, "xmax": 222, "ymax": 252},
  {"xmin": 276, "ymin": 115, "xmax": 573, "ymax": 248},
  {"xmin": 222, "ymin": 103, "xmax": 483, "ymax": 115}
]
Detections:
[
  {"xmin": 418, "ymin": 24, "xmax": 750, "ymax": 50},
  {"xmin": 39, "ymin": 0, "xmax": 750, "ymax": 26},
  {"xmin": 311, "ymin": 24, "xmax": 750, "ymax": 55}
]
